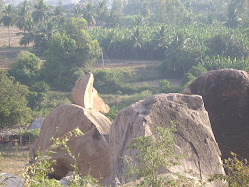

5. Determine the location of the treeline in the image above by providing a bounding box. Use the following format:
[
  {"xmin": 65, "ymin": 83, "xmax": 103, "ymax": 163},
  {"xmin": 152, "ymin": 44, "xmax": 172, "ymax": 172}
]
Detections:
[{"xmin": 1, "ymin": 0, "xmax": 249, "ymax": 128}]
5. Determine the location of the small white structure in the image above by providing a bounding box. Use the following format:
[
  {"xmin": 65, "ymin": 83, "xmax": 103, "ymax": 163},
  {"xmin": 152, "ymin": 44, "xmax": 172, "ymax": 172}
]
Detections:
[{"xmin": 27, "ymin": 118, "xmax": 44, "ymax": 130}]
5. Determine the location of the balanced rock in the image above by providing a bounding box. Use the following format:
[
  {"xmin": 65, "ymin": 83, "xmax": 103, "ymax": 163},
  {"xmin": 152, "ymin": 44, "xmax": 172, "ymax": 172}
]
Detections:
[
  {"xmin": 30, "ymin": 104, "xmax": 112, "ymax": 184},
  {"xmin": 183, "ymin": 69, "xmax": 249, "ymax": 160},
  {"xmin": 109, "ymin": 93, "xmax": 225, "ymax": 186},
  {"xmin": 71, "ymin": 73, "xmax": 109, "ymax": 114}
]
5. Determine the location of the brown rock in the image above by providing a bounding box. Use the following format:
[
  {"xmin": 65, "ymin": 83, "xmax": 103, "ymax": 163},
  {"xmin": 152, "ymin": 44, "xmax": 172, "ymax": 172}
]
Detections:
[
  {"xmin": 109, "ymin": 94, "xmax": 225, "ymax": 186},
  {"xmin": 30, "ymin": 104, "xmax": 112, "ymax": 184},
  {"xmin": 71, "ymin": 73, "xmax": 109, "ymax": 114},
  {"xmin": 184, "ymin": 69, "xmax": 249, "ymax": 160}
]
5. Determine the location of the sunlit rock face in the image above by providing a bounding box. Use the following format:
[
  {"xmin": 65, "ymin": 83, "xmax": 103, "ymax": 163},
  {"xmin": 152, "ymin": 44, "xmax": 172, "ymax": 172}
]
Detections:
[
  {"xmin": 30, "ymin": 104, "xmax": 112, "ymax": 185},
  {"xmin": 71, "ymin": 72, "xmax": 110, "ymax": 114},
  {"xmin": 183, "ymin": 69, "xmax": 249, "ymax": 160},
  {"xmin": 108, "ymin": 93, "xmax": 225, "ymax": 186}
]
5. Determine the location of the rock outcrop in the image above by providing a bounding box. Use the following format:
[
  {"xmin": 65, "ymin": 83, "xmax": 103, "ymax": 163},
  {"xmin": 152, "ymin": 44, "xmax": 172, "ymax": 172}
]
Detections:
[
  {"xmin": 0, "ymin": 173, "xmax": 24, "ymax": 187},
  {"xmin": 109, "ymin": 93, "xmax": 225, "ymax": 186},
  {"xmin": 71, "ymin": 73, "xmax": 109, "ymax": 114},
  {"xmin": 183, "ymin": 69, "xmax": 249, "ymax": 160},
  {"xmin": 30, "ymin": 104, "xmax": 112, "ymax": 184}
]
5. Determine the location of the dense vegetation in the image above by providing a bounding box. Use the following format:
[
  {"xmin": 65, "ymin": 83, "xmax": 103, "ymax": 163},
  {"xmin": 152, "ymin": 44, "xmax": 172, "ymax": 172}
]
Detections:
[{"xmin": 0, "ymin": 0, "xmax": 249, "ymax": 127}]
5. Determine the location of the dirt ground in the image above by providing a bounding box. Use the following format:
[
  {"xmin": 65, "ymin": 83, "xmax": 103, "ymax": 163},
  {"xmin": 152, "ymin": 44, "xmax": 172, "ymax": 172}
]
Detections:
[{"xmin": 0, "ymin": 26, "xmax": 24, "ymax": 48}]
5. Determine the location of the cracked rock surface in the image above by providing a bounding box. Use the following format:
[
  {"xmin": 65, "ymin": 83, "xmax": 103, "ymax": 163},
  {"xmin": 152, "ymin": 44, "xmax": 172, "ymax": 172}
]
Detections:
[
  {"xmin": 30, "ymin": 104, "xmax": 112, "ymax": 185},
  {"xmin": 183, "ymin": 69, "xmax": 249, "ymax": 160},
  {"xmin": 108, "ymin": 93, "xmax": 225, "ymax": 186}
]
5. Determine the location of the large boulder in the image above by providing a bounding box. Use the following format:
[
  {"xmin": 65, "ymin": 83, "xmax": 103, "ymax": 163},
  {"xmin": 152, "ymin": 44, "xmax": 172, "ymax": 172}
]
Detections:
[
  {"xmin": 183, "ymin": 69, "xmax": 249, "ymax": 160},
  {"xmin": 30, "ymin": 104, "xmax": 112, "ymax": 185},
  {"xmin": 71, "ymin": 73, "xmax": 109, "ymax": 114},
  {"xmin": 109, "ymin": 94, "xmax": 225, "ymax": 186}
]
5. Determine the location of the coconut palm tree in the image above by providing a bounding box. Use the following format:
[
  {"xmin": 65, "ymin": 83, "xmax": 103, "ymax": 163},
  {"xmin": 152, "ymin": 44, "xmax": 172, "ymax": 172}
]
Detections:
[
  {"xmin": 15, "ymin": 0, "xmax": 31, "ymax": 32},
  {"xmin": 72, "ymin": 4, "xmax": 83, "ymax": 18},
  {"xmin": 32, "ymin": 0, "xmax": 48, "ymax": 24},
  {"xmin": 1, "ymin": 4, "xmax": 15, "ymax": 47},
  {"xmin": 96, "ymin": 1, "xmax": 108, "ymax": 27},
  {"xmin": 83, "ymin": 3, "xmax": 96, "ymax": 26},
  {"xmin": 18, "ymin": 17, "xmax": 36, "ymax": 47}
]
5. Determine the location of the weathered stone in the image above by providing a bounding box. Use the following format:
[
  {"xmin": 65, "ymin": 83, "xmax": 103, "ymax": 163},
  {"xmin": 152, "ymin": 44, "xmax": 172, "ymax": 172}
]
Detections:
[
  {"xmin": 109, "ymin": 93, "xmax": 225, "ymax": 186},
  {"xmin": 183, "ymin": 69, "xmax": 249, "ymax": 160},
  {"xmin": 0, "ymin": 173, "xmax": 24, "ymax": 187},
  {"xmin": 30, "ymin": 104, "xmax": 112, "ymax": 185},
  {"xmin": 71, "ymin": 73, "xmax": 109, "ymax": 114}
]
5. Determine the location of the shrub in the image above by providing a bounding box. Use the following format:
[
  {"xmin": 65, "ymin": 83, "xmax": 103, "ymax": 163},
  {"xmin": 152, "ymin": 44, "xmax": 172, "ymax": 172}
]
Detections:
[
  {"xmin": 206, "ymin": 34, "xmax": 249, "ymax": 59},
  {"xmin": 181, "ymin": 64, "xmax": 207, "ymax": 88},
  {"xmin": 159, "ymin": 80, "xmax": 174, "ymax": 93},
  {"xmin": 0, "ymin": 72, "xmax": 32, "ymax": 128},
  {"xmin": 94, "ymin": 69, "xmax": 136, "ymax": 94},
  {"xmin": 27, "ymin": 81, "xmax": 50, "ymax": 110},
  {"xmin": 209, "ymin": 152, "xmax": 249, "ymax": 186},
  {"xmin": 125, "ymin": 124, "xmax": 182, "ymax": 186},
  {"xmin": 8, "ymin": 51, "xmax": 41, "ymax": 86},
  {"xmin": 105, "ymin": 106, "xmax": 119, "ymax": 121},
  {"xmin": 162, "ymin": 47, "xmax": 203, "ymax": 77}
]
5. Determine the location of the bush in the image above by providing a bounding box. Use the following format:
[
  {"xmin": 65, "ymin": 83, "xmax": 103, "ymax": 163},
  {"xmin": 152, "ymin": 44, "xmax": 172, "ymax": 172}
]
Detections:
[
  {"xmin": 20, "ymin": 129, "xmax": 40, "ymax": 141},
  {"xmin": 159, "ymin": 80, "xmax": 174, "ymax": 93},
  {"xmin": 206, "ymin": 34, "xmax": 249, "ymax": 59},
  {"xmin": 105, "ymin": 106, "xmax": 119, "ymax": 121},
  {"xmin": 162, "ymin": 47, "xmax": 203, "ymax": 77},
  {"xmin": 27, "ymin": 81, "xmax": 50, "ymax": 110},
  {"xmin": 125, "ymin": 124, "xmax": 182, "ymax": 186},
  {"xmin": 94, "ymin": 69, "xmax": 136, "ymax": 94},
  {"xmin": 8, "ymin": 51, "xmax": 41, "ymax": 86},
  {"xmin": 0, "ymin": 72, "xmax": 32, "ymax": 128},
  {"xmin": 181, "ymin": 64, "xmax": 207, "ymax": 88},
  {"xmin": 209, "ymin": 152, "xmax": 249, "ymax": 186}
]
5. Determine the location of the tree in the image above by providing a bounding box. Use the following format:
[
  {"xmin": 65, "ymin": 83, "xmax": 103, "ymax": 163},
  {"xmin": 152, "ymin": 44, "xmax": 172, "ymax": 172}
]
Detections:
[
  {"xmin": 83, "ymin": 3, "xmax": 96, "ymax": 26},
  {"xmin": 0, "ymin": 71, "xmax": 32, "ymax": 128},
  {"xmin": 32, "ymin": 0, "xmax": 48, "ymax": 24},
  {"xmin": 43, "ymin": 17, "xmax": 101, "ymax": 91},
  {"xmin": 8, "ymin": 51, "xmax": 41, "ymax": 86},
  {"xmin": 0, "ymin": 4, "xmax": 15, "ymax": 47},
  {"xmin": 18, "ymin": 17, "xmax": 36, "ymax": 47},
  {"xmin": 15, "ymin": 0, "xmax": 31, "ymax": 32},
  {"xmin": 96, "ymin": 1, "xmax": 108, "ymax": 27}
]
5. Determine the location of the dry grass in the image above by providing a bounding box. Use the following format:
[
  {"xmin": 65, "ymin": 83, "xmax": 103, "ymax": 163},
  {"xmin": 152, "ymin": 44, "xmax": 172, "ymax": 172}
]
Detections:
[
  {"xmin": 0, "ymin": 145, "xmax": 30, "ymax": 176},
  {"xmin": 0, "ymin": 26, "xmax": 23, "ymax": 48}
]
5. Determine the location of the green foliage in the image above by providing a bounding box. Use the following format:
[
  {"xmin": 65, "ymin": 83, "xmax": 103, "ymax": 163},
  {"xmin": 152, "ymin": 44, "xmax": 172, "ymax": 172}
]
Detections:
[
  {"xmin": 8, "ymin": 51, "xmax": 41, "ymax": 86},
  {"xmin": 24, "ymin": 152, "xmax": 58, "ymax": 187},
  {"xmin": 0, "ymin": 72, "xmax": 32, "ymax": 128},
  {"xmin": 181, "ymin": 64, "xmax": 207, "ymax": 88},
  {"xmin": 105, "ymin": 105, "xmax": 119, "ymax": 121},
  {"xmin": 44, "ymin": 19, "xmax": 101, "ymax": 91},
  {"xmin": 159, "ymin": 80, "xmax": 174, "ymax": 93},
  {"xmin": 94, "ymin": 69, "xmax": 136, "ymax": 94},
  {"xmin": 206, "ymin": 34, "xmax": 249, "ymax": 59},
  {"xmin": 209, "ymin": 152, "xmax": 249, "ymax": 187},
  {"xmin": 20, "ymin": 129, "xmax": 40, "ymax": 140},
  {"xmin": 125, "ymin": 124, "xmax": 182, "ymax": 186},
  {"xmin": 201, "ymin": 55, "xmax": 249, "ymax": 71},
  {"xmin": 27, "ymin": 81, "xmax": 50, "ymax": 110}
]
